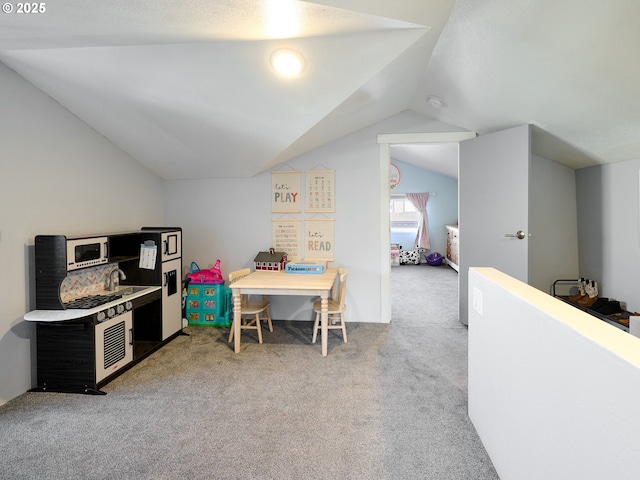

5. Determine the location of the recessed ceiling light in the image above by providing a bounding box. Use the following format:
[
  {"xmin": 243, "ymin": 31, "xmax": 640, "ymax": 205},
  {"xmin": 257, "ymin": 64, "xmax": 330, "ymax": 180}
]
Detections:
[
  {"xmin": 270, "ymin": 49, "xmax": 305, "ymax": 77},
  {"xmin": 426, "ymin": 95, "xmax": 447, "ymax": 109}
]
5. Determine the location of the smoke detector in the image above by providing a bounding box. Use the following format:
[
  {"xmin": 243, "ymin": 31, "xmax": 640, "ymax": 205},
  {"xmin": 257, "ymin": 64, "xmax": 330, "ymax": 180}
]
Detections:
[{"xmin": 426, "ymin": 95, "xmax": 447, "ymax": 109}]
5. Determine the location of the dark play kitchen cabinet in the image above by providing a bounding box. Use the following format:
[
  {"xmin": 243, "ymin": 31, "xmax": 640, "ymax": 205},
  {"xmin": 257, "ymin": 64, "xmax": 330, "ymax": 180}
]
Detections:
[
  {"xmin": 34, "ymin": 291, "xmax": 161, "ymax": 394},
  {"xmin": 30, "ymin": 227, "xmax": 182, "ymax": 394},
  {"xmin": 111, "ymin": 228, "xmax": 183, "ymax": 341}
]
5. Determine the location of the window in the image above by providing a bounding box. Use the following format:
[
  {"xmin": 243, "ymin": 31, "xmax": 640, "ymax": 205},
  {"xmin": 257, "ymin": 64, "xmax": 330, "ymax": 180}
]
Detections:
[{"xmin": 390, "ymin": 195, "xmax": 421, "ymax": 232}]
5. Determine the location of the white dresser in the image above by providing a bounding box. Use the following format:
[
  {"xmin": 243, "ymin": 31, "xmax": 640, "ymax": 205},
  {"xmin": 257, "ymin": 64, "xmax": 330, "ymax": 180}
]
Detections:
[{"xmin": 445, "ymin": 225, "xmax": 459, "ymax": 272}]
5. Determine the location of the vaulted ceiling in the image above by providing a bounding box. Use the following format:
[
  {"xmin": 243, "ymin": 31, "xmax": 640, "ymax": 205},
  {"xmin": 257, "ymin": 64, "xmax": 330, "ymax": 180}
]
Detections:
[{"xmin": 1, "ymin": 0, "xmax": 638, "ymax": 179}]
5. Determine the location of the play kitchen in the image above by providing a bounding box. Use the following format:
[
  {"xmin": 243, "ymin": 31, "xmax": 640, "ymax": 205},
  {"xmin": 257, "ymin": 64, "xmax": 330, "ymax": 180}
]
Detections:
[{"xmin": 24, "ymin": 227, "xmax": 183, "ymax": 395}]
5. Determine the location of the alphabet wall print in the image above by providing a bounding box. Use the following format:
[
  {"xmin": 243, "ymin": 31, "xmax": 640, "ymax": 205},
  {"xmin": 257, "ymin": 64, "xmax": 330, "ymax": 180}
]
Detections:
[
  {"xmin": 272, "ymin": 219, "xmax": 302, "ymax": 262},
  {"xmin": 304, "ymin": 218, "xmax": 334, "ymax": 261},
  {"xmin": 272, "ymin": 170, "xmax": 301, "ymax": 213},
  {"xmin": 305, "ymin": 170, "xmax": 335, "ymax": 213}
]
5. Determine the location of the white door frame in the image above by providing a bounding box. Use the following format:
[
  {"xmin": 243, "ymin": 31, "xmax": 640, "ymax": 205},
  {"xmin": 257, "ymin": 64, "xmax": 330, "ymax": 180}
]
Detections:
[{"xmin": 377, "ymin": 132, "xmax": 477, "ymax": 323}]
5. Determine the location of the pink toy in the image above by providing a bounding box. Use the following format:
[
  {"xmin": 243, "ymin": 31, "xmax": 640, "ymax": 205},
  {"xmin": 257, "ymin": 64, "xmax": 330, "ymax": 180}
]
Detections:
[{"xmin": 187, "ymin": 260, "xmax": 224, "ymax": 284}]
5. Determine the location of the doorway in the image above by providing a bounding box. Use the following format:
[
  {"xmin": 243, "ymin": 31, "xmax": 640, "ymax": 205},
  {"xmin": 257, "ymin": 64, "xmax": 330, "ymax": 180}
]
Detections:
[
  {"xmin": 380, "ymin": 127, "xmax": 580, "ymax": 325},
  {"xmin": 388, "ymin": 147, "xmax": 465, "ymax": 325},
  {"xmin": 377, "ymin": 132, "xmax": 476, "ymax": 324}
]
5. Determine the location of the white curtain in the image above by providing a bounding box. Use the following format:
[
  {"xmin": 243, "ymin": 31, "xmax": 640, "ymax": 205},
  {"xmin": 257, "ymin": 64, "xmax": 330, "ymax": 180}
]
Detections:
[{"xmin": 406, "ymin": 193, "xmax": 431, "ymax": 249}]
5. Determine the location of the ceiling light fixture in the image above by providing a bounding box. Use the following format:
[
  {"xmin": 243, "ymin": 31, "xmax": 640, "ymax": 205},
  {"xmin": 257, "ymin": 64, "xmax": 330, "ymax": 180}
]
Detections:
[
  {"xmin": 270, "ymin": 49, "xmax": 305, "ymax": 77},
  {"xmin": 426, "ymin": 95, "xmax": 447, "ymax": 109}
]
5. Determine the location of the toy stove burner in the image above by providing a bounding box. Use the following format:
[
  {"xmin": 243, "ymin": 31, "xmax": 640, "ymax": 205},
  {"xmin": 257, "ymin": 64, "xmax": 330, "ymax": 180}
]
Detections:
[{"xmin": 64, "ymin": 294, "xmax": 122, "ymax": 309}]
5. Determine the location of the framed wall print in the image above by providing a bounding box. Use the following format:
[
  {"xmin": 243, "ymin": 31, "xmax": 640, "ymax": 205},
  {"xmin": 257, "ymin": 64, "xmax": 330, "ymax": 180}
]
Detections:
[
  {"xmin": 306, "ymin": 170, "xmax": 335, "ymax": 213},
  {"xmin": 272, "ymin": 170, "xmax": 301, "ymax": 213},
  {"xmin": 304, "ymin": 218, "xmax": 335, "ymax": 261},
  {"xmin": 272, "ymin": 219, "xmax": 302, "ymax": 262}
]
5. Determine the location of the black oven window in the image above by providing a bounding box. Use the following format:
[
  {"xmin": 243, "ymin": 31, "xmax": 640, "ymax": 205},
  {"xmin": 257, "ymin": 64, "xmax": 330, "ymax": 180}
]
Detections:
[{"xmin": 76, "ymin": 244, "xmax": 100, "ymax": 262}]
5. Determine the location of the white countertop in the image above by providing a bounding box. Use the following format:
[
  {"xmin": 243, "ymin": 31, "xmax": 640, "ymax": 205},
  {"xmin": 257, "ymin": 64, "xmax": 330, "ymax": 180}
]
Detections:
[{"xmin": 24, "ymin": 286, "xmax": 161, "ymax": 322}]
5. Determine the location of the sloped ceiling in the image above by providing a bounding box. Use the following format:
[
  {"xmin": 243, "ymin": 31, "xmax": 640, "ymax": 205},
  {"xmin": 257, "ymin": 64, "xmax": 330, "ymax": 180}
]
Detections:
[
  {"xmin": 1, "ymin": 0, "xmax": 639, "ymax": 179},
  {"xmin": 409, "ymin": 0, "xmax": 640, "ymax": 174}
]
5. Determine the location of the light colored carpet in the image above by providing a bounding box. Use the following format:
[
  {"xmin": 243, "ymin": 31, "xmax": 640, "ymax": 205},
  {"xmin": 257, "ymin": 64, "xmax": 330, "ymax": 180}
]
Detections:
[
  {"xmin": 391, "ymin": 263, "xmax": 460, "ymax": 327},
  {"xmin": 0, "ymin": 264, "xmax": 498, "ymax": 479}
]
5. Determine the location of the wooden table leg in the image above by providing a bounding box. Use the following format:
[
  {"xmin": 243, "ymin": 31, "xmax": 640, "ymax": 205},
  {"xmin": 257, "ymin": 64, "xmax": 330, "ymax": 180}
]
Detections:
[
  {"xmin": 321, "ymin": 293, "xmax": 328, "ymax": 357},
  {"xmin": 233, "ymin": 290, "xmax": 241, "ymax": 353}
]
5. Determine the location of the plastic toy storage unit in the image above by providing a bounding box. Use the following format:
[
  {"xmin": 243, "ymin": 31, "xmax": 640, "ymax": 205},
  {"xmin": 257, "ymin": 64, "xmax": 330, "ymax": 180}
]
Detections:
[{"xmin": 186, "ymin": 283, "xmax": 231, "ymax": 327}]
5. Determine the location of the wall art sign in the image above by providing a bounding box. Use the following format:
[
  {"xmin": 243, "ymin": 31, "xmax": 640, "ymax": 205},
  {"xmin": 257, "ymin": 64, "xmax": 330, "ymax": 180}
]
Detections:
[
  {"xmin": 390, "ymin": 163, "xmax": 401, "ymax": 189},
  {"xmin": 304, "ymin": 218, "xmax": 335, "ymax": 261},
  {"xmin": 305, "ymin": 170, "xmax": 335, "ymax": 213},
  {"xmin": 272, "ymin": 219, "xmax": 302, "ymax": 262},
  {"xmin": 272, "ymin": 170, "xmax": 301, "ymax": 213}
]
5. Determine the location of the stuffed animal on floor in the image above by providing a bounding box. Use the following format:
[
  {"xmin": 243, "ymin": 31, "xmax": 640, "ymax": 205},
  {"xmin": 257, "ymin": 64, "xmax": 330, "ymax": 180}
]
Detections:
[
  {"xmin": 399, "ymin": 246, "xmax": 421, "ymax": 265},
  {"xmin": 416, "ymin": 247, "xmax": 428, "ymax": 260}
]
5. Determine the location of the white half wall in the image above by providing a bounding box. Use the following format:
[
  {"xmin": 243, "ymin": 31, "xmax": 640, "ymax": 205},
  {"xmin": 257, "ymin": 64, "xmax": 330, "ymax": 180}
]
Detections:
[{"xmin": 468, "ymin": 267, "xmax": 640, "ymax": 480}]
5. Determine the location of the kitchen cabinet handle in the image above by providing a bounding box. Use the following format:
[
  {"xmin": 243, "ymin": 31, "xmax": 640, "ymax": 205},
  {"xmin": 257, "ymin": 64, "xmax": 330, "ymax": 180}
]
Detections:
[
  {"xmin": 164, "ymin": 272, "xmax": 168, "ymax": 286},
  {"xmin": 129, "ymin": 328, "xmax": 134, "ymax": 346},
  {"xmin": 164, "ymin": 235, "xmax": 178, "ymax": 255}
]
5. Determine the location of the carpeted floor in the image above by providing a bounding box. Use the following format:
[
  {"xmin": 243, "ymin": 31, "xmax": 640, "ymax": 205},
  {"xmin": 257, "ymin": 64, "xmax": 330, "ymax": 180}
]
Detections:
[
  {"xmin": 392, "ymin": 262, "xmax": 460, "ymax": 327},
  {"xmin": 0, "ymin": 264, "xmax": 499, "ymax": 479}
]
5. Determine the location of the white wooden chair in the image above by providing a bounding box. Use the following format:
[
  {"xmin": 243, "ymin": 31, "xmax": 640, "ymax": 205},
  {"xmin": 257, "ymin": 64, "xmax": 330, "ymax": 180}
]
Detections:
[
  {"xmin": 312, "ymin": 267, "xmax": 347, "ymax": 343},
  {"xmin": 228, "ymin": 268, "xmax": 273, "ymax": 344}
]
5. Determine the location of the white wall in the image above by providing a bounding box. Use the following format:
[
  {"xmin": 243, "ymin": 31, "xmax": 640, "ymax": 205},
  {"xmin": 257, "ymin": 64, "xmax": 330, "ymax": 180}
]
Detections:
[
  {"xmin": 528, "ymin": 154, "xmax": 579, "ymax": 292},
  {"xmin": 0, "ymin": 62, "xmax": 164, "ymax": 405},
  {"xmin": 468, "ymin": 267, "xmax": 640, "ymax": 480},
  {"xmin": 164, "ymin": 111, "xmax": 463, "ymax": 324},
  {"xmin": 459, "ymin": 126, "xmax": 579, "ymax": 325},
  {"xmin": 576, "ymin": 158, "xmax": 640, "ymax": 312}
]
